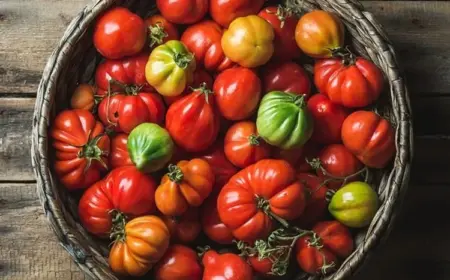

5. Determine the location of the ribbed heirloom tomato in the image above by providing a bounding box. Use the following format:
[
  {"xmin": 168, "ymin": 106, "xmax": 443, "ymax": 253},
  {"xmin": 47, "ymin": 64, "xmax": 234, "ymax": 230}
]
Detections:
[
  {"xmin": 201, "ymin": 194, "xmax": 234, "ymax": 245},
  {"xmin": 263, "ymin": 62, "xmax": 311, "ymax": 96},
  {"xmin": 202, "ymin": 250, "xmax": 254, "ymax": 280},
  {"xmin": 145, "ymin": 15, "xmax": 179, "ymax": 49},
  {"xmin": 210, "ymin": 0, "xmax": 264, "ymax": 28},
  {"xmin": 154, "ymin": 245, "xmax": 203, "ymax": 280},
  {"xmin": 110, "ymin": 133, "xmax": 133, "ymax": 169},
  {"xmin": 161, "ymin": 207, "xmax": 201, "ymax": 243}
]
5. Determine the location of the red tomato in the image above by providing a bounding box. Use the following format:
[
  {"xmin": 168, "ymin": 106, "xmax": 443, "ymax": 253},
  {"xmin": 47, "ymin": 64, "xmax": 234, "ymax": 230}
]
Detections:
[
  {"xmin": 154, "ymin": 245, "xmax": 202, "ymax": 280},
  {"xmin": 272, "ymin": 146, "xmax": 304, "ymax": 166},
  {"xmin": 248, "ymin": 256, "xmax": 274, "ymax": 277},
  {"xmin": 307, "ymin": 94, "xmax": 349, "ymax": 144},
  {"xmin": 164, "ymin": 69, "xmax": 213, "ymax": 106},
  {"xmin": 181, "ymin": 20, "xmax": 234, "ymax": 72},
  {"xmin": 297, "ymin": 141, "xmax": 322, "ymax": 173},
  {"xmin": 295, "ymin": 173, "xmax": 328, "ymax": 228},
  {"xmin": 258, "ymin": 6, "xmax": 301, "ymax": 62},
  {"xmin": 201, "ymin": 195, "xmax": 234, "ymax": 245},
  {"xmin": 145, "ymin": 15, "xmax": 179, "ymax": 48},
  {"xmin": 218, "ymin": 159, "xmax": 307, "ymax": 242},
  {"xmin": 314, "ymin": 57, "xmax": 384, "ymax": 108},
  {"xmin": 161, "ymin": 207, "xmax": 201, "ymax": 244},
  {"xmin": 203, "ymin": 250, "xmax": 253, "ymax": 280},
  {"xmin": 156, "ymin": 0, "xmax": 208, "ymax": 24},
  {"xmin": 210, "ymin": 0, "xmax": 265, "ymax": 27},
  {"xmin": 341, "ymin": 111, "xmax": 395, "ymax": 168},
  {"xmin": 110, "ymin": 133, "xmax": 133, "ymax": 169},
  {"xmin": 51, "ymin": 109, "xmax": 109, "ymax": 190},
  {"xmin": 263, "ymin": 62, "xmax": 311, "ymax": 96},
  {"xmin": 78, "ymin": 166, "xmax": 156, "ymax": 237},
  {"xmin": 93, "ymin": 7, "xmax": 146, "ymax": 59},
  {"xmin": 214, "ymin": 67, "xmax": 261, "ymax": 121},
  {"xmin": 166, "ymin": 84, "xmax": 220, "ymax": 152}
]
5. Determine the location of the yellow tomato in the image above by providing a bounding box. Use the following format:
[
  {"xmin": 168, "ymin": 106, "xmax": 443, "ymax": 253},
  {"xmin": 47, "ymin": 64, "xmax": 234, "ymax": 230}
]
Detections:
[{"xmin": 221, "ymin": 15, "xmax": 274, "ymax": 68}]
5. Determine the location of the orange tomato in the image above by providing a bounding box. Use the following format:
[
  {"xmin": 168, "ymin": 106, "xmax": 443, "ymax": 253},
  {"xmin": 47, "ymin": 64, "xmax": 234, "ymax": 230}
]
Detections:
[{"xmin": 70, "ymin": 84, "xmax": 97, "ymax": 111}]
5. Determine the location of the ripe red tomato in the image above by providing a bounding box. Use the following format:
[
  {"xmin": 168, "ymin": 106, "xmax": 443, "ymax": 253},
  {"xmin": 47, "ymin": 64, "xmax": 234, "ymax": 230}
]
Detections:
[
  {"xmin": 297, "ymin": 141, "xmax": 322, "ymax": 173},
  {"xmin": 202, "ymin": 250, "xmax": 253, "ymax": 280},
  {"xmin": 295, "ymin": 173, "xmax": 328, "ymax": 228},
  {"xmin": 214, "ymin": 67, "xmax": 261, "ymax": 121},
  {"xmin": 341, "ymin": 111, "xmax": 395, "ymax": 168},
  {"xmin": 201, "ymin": 195, "xmax": 234, "ymax": 245},
  {"xmin": 258, "ymin": 6, "xmax": 300, "ymax": 62},
  {"xmin": 161, "ymin": 207, "xmax": 201, "ymax": 244},
  {"xmin": 78, "ymin": 166, "xmax": 156, "ymax": 237},
  {"xmin": 218, "ymin": 159, "xmax": 307, "ymax": 242},
  {"xmin": 93, "ymin": 7, "xmax": 146, "ymax": 59},
  {"xmin": 263, "ymin": 62, "xmax": 311, "ymax": 96},
  {"xmin": 145, "ymin": 15, "xmax": 179, "ymax": 48},
  {"xmin": 51, "ymin": 109, "xmax": 109, "ymax": 190},
  {"xmin": 156, "ymin": 0, "xmax": 208, "ymax": 24},
  {"xmin": 314, "ymin": 57, "xmax": 384, "ymax": 108},
  {"xmin": 210, "ymin": 0, "xmax": 264, "ymax": 27},
  {"xmin": 164, "ymin": 69, "xmax": 213, "ymax": 106},
  {"xmin": 110, "ymin": 133, "xmax": 133, "ymax": 169},
  {"xmin": 224, "ymin": 121, "xmax": 271, "ymax": 168},
  {"xmin": 154, "ymin": 245, "xmax": 202, "ymax": 280},
  {"xmin": 307, "ymin": 94, "xmax": 348, "ymax": 144},
  {"xmin": 248, "ymin": 256, "xmax": 275, "ymax": 277},
  {"xmin": 181, "ymin": 21, "xmax": 234, "ymax": 72}
]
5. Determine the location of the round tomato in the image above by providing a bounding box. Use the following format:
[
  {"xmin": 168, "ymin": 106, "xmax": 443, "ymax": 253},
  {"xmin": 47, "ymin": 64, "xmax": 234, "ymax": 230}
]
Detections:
[
  {"xmin": 110, "ymin": 133, "xmax": 133, "ymax": 169},
  {"xmin": 93, "ymin": 7, "xmax": 146, "ymax": 59},
  {"xmin": 163, "ymin": 69, "xmax": 213, "ymax": 106},
  {"xmin": 224, "ymin": 121, "xmax": 271, "ymax": 168},
  {"xmin": 109, "ymin": 215, "xmax": 170, "ymax": 276},
  {"xmin": 248, "ymin": 256, "xmax": 275, "ymax": 277},
  {"xmin": 156, "ymin": 0, "xmax": 208, "ymax": 24},
  {"xmin": 341, "ymin": 111, "xmax": 395, "ymax": 168},
  {"xmin": 210, "ymin": 0, "xmax": 264, "ymax": 28},
  {"xmin": 154, "ymin": 245, "xmax": 202, "ymax": 280},
  {"xmin": 201, "ymin": 195, "xmax": 234, "ymax": 245},
  {"xmin": 258, "ymin": 6, "xmax": 300, "ymax": 62},
  {"xmin": 262, "ymin": 62, "xmax": 311, "ymax": 96},
  {"xmin": 222, "ymin": 15, "xmax": 274, "ymax": 68},
  {"xmin": 145, "ymin": 14, "xmax": 179, "ymax": 48},
  {"xmin": 161, "ymin": 207, "xmax": 201, "ymax": 243},
  {"xmin": 314, "ymin": 57, "xmax": 384, "ymax": 108},
  {"xmin": 50, "ymin": 109, "xmax": 109, "ymax": 190},
  {"xmin": 218, "ymin": 159, "xmax": 307, "ymax": 242},
  {"xmin": 203, "ymin": 250, "xmax": 253, "ymax": 280},
  {"xmin": 155, "ymin": 159, "xmax": 214, "ymax": 216},
  {"xmin": 295, "ymin": 10, "xmax": 345, "ymax": 58},
  {"xmin": 78, "ymin": 166, "xmax": 156, "ymax": 237},
  {"xmin": 214, "ymin": 67, "xmax": 261, "ymax": 121},
  {"xmin": 295, "ymin": 173, "xmax": 328, "ymax": 228},
  {"xmin": 70, "ymin": 84, "xmax": 98, "ymax": 111}
]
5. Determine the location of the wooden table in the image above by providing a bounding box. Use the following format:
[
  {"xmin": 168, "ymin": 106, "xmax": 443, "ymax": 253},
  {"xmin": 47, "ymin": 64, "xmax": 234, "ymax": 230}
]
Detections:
[{"xmin": 0, "ymin": 1, "xmax": 448, "ymax": 279}]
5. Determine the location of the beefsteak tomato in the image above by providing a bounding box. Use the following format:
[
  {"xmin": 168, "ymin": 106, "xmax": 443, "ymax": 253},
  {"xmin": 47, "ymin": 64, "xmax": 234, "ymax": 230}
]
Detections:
[
  {"xmin": 154, "ymin": 245, "xmax": 202, "ymax": 280},
  {"xmin": 201, "ymin": 194, "xmax": 234, "ymax": 245},
  {"xmin": 145, "ymin": 14, "xmax": 179, "ymax": 48},
  {"xmin": 262, "ymin": 62, "xmax": 311, "ymax": 96},
  {"xmin": 156, "ymin": 0, "xmax": 208, "ymax": 24},
  {"xmin": 110, "ymin": 133, "xmax": 133, "ymax": 169},
  {"xmin": 210, "ymin": 0, "xmax": 264, "ymax": 28},
  {"xmin": 161, "ymin": 207, "xmax": 201, "ymax": 243},
  {"xmin": 202, "ymin": 250, "xmax": 253, "ymax": 280}
]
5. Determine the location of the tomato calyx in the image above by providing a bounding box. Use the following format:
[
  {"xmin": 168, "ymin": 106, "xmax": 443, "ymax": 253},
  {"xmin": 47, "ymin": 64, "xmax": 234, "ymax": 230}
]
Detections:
[
  {"xmin": 173, "ymin": 51, "xmax": 195, "ymax": 69},
  {"xmin": 78, "ymin": 134, "xmax": 108, "ymax": 171},
  {"xmin": 167, "ymin": 164, "xmax": 184, "ymax": 183},
  {"xmin": 292, "ymin": 94, "xmax": 307, "ymax": 109},
  {"xmin": 305, "ymin": 233, "xmax": 337, "ymax": 275},
  {"xmin": 266, "ymin": 5, "xmax": 295, "ymax": 28},
  {"xmin": 109, "ymin": 210, "xmax": 127, "ymax": 243},
  {"xmin": 331, "ymin": 47, "xmax": 357, "ymax": 66},
  {"xmin": 248, "ymin": 134, "xmax": 261, "ymax": 146},
  {"xmin": 256, "ymin": 196, "xmax": 289, "ymax": 228},
  {"xmin": 148, "ymin": 22, "xmax": 168, "ymax": 48},
  {"xmin": 196, "ymin": 245, "xmax": 211, "ymax": 258},
  {"xmin": 191, "ymin": 82, "xmax": 214, "ymax": 104}
]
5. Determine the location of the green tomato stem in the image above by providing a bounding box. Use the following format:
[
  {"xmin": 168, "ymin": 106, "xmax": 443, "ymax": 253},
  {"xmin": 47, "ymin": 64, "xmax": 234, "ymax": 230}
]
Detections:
[
  {"xmin": 148, "ymin": 22, "xmax": 168, "ymax": 48},
  {"xmin": 256, "ymin": 196, "xmax": 290, "ymax": 228},
  {"xmin": 167, "ymin": 164, "xmax": 184, "ymax": 183},
  {"xmin": 109, "ymin": 210, "xmax": 127, "ymax": 243},
  {"xmin": 173, "ymin": 51, "xmax": 194, "ymax": 69},
  {"xmin": 248, "ymin": 134, "xmax": 261, "ymax": 146}
]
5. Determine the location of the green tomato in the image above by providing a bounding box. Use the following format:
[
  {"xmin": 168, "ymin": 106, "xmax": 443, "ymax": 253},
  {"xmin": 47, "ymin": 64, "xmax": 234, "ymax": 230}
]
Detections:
[
  {"xmin": 128, "ymin": 123, "xmax": 174, "ymax": 173},
  {"xmin": 328, "ymin": 181, "xmax": 379, "ymax": 228},
  {"xmin": 256, "ymin": 91, "xmax": 313, "ymax": 150},
  {"xmin": 145, "ymin": 40, "xmax": 196, "ymax": 97}
]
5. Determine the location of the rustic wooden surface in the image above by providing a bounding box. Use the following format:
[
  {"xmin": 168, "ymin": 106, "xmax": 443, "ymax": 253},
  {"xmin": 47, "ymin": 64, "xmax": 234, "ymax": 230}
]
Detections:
[{"xmin": 0, "ymin": 0, "xmax": 449, "ymax": 279}]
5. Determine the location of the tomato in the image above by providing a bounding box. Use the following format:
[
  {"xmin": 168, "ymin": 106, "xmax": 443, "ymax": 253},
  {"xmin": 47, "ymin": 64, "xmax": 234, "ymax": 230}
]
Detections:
[
  {"xmin": 156, "ymin": 0, "xmax": 208, "ymax": 24},
  {"xmin": 257, "ymin": 92, "xmax": 313, "ymax": 150},
  {"xmin": 298, "ymin": 141, "xmax": 322, "ymax": 173},
  {"xmin": 248, "ymin": 257, "xmax": 278, "ymax": 277},
  {"xmin": 210, "ymin": 0, "xmax": 264, "ymax": 28},
  {"xmin": 181, "ymin": 21, "xmax": 234, "ymax": 72},
  {"xmin": 307, "ymin": 94, "xmax": 348, "ymax": 144},
  {"xmin": 224, "ymin": 121, "xmax": 271, "ymax": 168},
  {"xmin": 93, "ymin": 7, "xmax": 146, "ymax": 59},
  {"xmin": 163, "ymin": 69, "xmax": 213, "ymax": 106},
  {"xmin": 328, "ymin": 181, "xmax": 379, "ymax": 228},
  {"xmin": 78, "ymin": 166, "xmax": 156, "ymax": 237},
  {"xmin": 128, "ymin": 123, "xmax": 174, "ymax": 173},
  {"xmin": 272, "ymin": 146, "xmax": 304, "ymax": 166},
  {"xmin": 258, "ymin": 6, "xmax": 301, "ymax": 62},
  {"xmin": 218, "ymin": 159, "xmax": 307, "ymax": 242},
  {"xmin": 166, "ymin": 83, "xmax": 220, "ymax": 152},
  {"xmin": 295, "ymin": 173, "xmax": 328, "ymax": 228},
  {"xmin": 202, "ymin": 250, "xmax": 253, "ymax": 280},
  {"xmin": 146, "ymin": 40, "xmax": 196, "ymax": 97},
  {"xmin": 222, "ymin": 15, "xmax": 274, "ymax": 68},
  {"xmin": 214, "ymin": 67, "xmax": 261, "ymax": 120},
  {"xmin": 155, "ymin": 159, "xmax": 214, "ymax": 216},
  {"xmin": 50, "ymin": 109, "xmax": 109, "ymax": 190},
  {"xmin": 296, "ymin": 221, "xmax": 353, "ymax": 275},
  {"xmin": 314, "ymin": 57, "xmax": 384, "ymax": 108},
  {"xmin": 70, "ymin": 84, "xmax": 98, "ymax": 111},
  {"xmin": 341, "ymin": 111, "xmax": 395, "ymax": 168},
  {"xmin": 201, "ymin": 195, "xmax": 234, "ymax": 245},
  {"xmin": 161, "ymin": 207, "xmax": 201, "ymax": 243},
  {"xmin": 110, "ymin": 133, "xmax": 133, "ymax": 169},
  {"xmin": 295, "ymin": 10, "xmax": 345, "ymax": 58},
  {"xmin": 109, "ymin": 215, "xmax": 170, "ymax": 276},
  {"xmin": 262, "ymin": 62, "xmax": 311, "ymax": 96},
  {"xmin": 145, "ymin": 15, "xmax": 179, "ymax": 48},
  {"xmin": 154, "ymin": 245, "xmax": 202, "ymax": 280}
]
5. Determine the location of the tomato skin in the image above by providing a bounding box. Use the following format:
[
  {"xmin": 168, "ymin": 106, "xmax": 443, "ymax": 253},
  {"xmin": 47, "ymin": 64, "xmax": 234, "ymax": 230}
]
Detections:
[
  {"xmin": 295, "ymin": 173, "xmax": 328, "ymax": 228},
  {"xmin": 110, "ymin": 133, "xmax": 133, "ymax": 169},
  {"xmin": 163, "ymin": 69, "xmax": 213, "ymax": 106},
  {"xmin": 156, "ymin": 0, "xmax": 208, "ymax": 24},
  {"xmin": 181, "ymin": 21, "xmax": 234, "ymax": 72},
  {"xmin": 78, "ymin": 166, "xmax": 157, "ymax": 237},
  {"xmin": 214, "ymin": 67, "xmax": 262, "ymax": 121},
  {"xmin": 203, "ymin": 250, "xmax": 254, "ymax": 280},
  {"xmin": 263, "ymin": 62, "xmax": 311, "ymax": 96},
  {"xmin": 341, "ymin": 111, "xmax": 395, "ymax": 168},
  {"xmin": 295, "ymin": 238, "xmax": 338, "ymax": 275},
  {"xmin": 154, "ymin": 245, "xmax": 202, "ymax": 280},
  {"xmin": 70, "ymin": 84, "xmax": 97, "ymax": 111},
  {"xmin": 161, "ymin": 207, "xmax": 201, "ymax": 243},
  {"xmin": 145, "ymin": 15, "xmax": 179, "ymax": 48},
  {"xmin": 314, "ymin": 57, "xmax": 384, "ymax": 108},
  {"xmin": 298, "ymin": 141, "xmax": 323, "ymax": 173},
  {"xmin": 210, "ymin": 0, "xmax": 264, "ymax": 28},
  {"xmin": 93, "ymin": 7, "xmax": 146, "ymax": 59},
  {"xmin": 248, "ymin": 256, "xmax": 275, "ymax": 276},
  {"xmin": 218, "ymin": 159, "xmax": 307, "ymax": 243},
  {"xmin": 51, "ymin": 109, "xmax": 109, "ymax": 190},
  {"xmin": 201, "ymin": 195, "xmax": 234, "ymax": 245}
]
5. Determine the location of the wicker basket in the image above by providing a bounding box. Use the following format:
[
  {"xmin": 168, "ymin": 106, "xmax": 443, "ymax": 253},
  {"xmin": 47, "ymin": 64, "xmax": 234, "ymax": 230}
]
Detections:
[{"xmin": 31, "ymin": 0, "xmax": 413, "ymax": 279}]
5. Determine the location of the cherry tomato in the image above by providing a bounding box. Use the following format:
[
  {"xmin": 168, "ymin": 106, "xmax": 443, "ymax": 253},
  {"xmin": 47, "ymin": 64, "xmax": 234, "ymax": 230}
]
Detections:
[
  {"xmin": 156, "ymin": 0, "xmax": 208, "ymax": 24},
  {"xmin": 263, "ymin": 62, "xmax": 311, "ymax": 96},
  {"xmin": 202, "ymin": 250, "xmax": 253, "ymax": 280},
  {"xmin": 70, "ymin": 84, "xmax": 98, "ymax": 111},
  {"xmin": 201, "ymin": 195, "xmax": 234, "ymax": 245},
  {"xmin": 161, "ymin": 207, "xmax": 201, "ymax": 243},
  {"xmin": 295, "ymin": 173, "xmax": 328, "ymax": 228},
  {"xmin": 154, "ymin": 245, "xmax": 202, "ymax": 280},
  {"xmin": 210, "ymin": 0, "xmax": 264, "ymax": 28},
  {"xmin": 110, "ymin": 133, "xmax": 133, "ymax": 169},
  {"xmin": 145, "ymin": 14, "xmax": 179, "ymax": 48}
]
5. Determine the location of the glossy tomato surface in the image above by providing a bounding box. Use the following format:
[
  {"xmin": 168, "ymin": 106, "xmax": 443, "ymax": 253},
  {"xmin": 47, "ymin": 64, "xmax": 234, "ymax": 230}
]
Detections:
[
  {"xmin": 201, "ymin": 194, "xmax": 234, "ymax": 245},
  {"xmin": 110, "ymin": 133, "xmax": 133, "ymax": 169},
  {"xmin": 263, "ymin": 62, "xmax": 311, "ymax": 96},
  {"xmin": 70, "ymin": 84, "xmax": 97, "ymax": 111},
  {"xmin": 154, "ymin": 245, "xmax": 202, "ymax": 280},
  {"xmin": 295, "ymin": 173, "xmax": 328, "ymax": 228},
  {"xmin": 203, "ymin": 250, "xmax": 253, "ymax": 280},
  {"xmin": 210, "ymin": 0, "xmax": 264, "ymax": 28},
  {"xmin": 156, "ymin": 0, "xmax": 208, "ymax": 24},
  {"xmin": 161, "ymin": 207, "xmax": 201, "ymax": 243},
  {"xmin": 145, "ymin": 14, "xmax": 179, "ymax": 48}
]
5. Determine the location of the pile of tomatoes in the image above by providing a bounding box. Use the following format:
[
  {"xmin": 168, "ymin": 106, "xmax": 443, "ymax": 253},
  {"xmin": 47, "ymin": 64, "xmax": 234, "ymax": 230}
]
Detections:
[{"xmin": 50, "ymin": 0, "xmax": 396, "ymax": 279}]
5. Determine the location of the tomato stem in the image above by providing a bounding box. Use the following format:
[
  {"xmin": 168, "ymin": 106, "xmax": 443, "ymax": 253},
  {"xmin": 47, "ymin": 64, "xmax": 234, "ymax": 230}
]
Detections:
[
  {"xmin": 173, "ymin": 52, "xmax": 194, "ymax": 69},
  {"xmin": 109, "ymin": 210, "xmax": 127, "ymax": 243},
  {"xmin": 248, "ymin": 134, "xmax": 261, "ymax": 146},
  {"xmin": 78, "ymin": 134, "xmax": 108, "ymax": 172},
  {"xmin": 293, "ymin": 94, "xmax": 306, "ymax": 108},
  {"xmin": 190, "ymin": 82, "xmax": 214, "ymax": 104},
  {"xmin": 148, "ymin": 22, "xmax": 168, "ymax": 48},
  {"xmin": 167, "ymin": 164, "xmax": 184, "ymax": 183},
  {"xmin": 331, "ymin": 46, "xmax": 357, "ymax": 66},
  {"xmin": 256, "ymin": 196, "xmax": 290, "ymax": 228}
]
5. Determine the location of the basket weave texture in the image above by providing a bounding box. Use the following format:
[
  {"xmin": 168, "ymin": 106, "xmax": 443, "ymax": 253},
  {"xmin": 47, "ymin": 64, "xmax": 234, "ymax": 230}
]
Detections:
[{"xmin": 31, "ymin": 0, "xmax": 413, "ymax": 279}]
